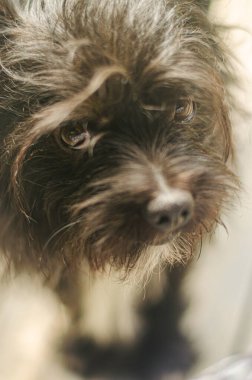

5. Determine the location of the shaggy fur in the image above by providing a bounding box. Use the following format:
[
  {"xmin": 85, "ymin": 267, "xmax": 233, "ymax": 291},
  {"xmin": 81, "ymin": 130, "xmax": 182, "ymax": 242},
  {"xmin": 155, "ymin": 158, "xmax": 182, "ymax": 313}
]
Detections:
[
  {"xmin": 0, "ymin": 0, "xmax": 236, "ymax": 276},
  {"xmin": 0, "ymin": 0, "xmax": 238, "ymax": 378}
]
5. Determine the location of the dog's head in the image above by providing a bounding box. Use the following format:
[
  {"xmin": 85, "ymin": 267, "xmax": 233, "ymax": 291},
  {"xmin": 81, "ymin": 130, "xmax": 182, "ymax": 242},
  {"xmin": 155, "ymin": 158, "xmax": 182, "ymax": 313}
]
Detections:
[{"xmin": 0, "ymin": 0, "xmax": 237, "ymax": 277}]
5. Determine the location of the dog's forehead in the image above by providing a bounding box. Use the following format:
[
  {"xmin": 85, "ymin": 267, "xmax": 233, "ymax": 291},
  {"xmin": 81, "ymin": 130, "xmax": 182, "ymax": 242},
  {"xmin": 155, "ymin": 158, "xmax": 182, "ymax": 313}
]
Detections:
[
  {"xmin": 64, "ymin": 2, "xmax": 212, "ymax": 96},
  {"xmin": 0, "ymin": 0, "xmax": 226, "ymax": 143}
]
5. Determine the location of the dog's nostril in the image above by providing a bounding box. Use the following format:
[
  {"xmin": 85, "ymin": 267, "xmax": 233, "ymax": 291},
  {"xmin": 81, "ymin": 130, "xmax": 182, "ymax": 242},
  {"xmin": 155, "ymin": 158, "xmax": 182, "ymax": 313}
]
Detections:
[
  {"xmin": 157, "ymin": 214, "xmax": 171, "ymax": 226},
  {"xmin": 180, "ymin": 208, "xmax": 190, "ymax": 220},
  {"xmin": 144, "ymin": 190, "xmax": 194, "ymax": 233}
]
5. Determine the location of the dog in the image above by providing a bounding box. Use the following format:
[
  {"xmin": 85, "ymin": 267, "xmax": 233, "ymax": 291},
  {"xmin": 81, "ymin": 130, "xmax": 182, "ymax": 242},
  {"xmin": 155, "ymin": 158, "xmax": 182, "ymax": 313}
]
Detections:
[{"xmin": 0, "ymin": 0, "xmax": 238, "ymax": 379}]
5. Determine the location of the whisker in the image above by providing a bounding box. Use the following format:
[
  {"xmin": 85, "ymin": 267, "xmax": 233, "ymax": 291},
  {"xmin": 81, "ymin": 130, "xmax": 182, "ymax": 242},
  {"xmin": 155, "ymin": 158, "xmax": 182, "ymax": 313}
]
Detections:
[
  {"xmin": 197, "ymin": 232, "xmax": 203, "ymax": 260},
  {"xmin": 43, "ymin": 219, "xmax": 82, "ymax": 250},
  {"xmin": 215, "ymin": 217, "xmax": 229, "ymax": 235}
]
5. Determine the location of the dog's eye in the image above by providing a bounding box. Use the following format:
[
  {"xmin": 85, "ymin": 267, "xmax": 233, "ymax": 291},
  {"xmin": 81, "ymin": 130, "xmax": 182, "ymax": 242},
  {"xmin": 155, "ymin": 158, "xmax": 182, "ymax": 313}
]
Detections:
[
  {"xmin": 174, "ymin": 99, "xmax": 195, "ymax": 123},
  {"xmin": 59, "ymin": 122, "xmax": 90, "ymax": 150}
]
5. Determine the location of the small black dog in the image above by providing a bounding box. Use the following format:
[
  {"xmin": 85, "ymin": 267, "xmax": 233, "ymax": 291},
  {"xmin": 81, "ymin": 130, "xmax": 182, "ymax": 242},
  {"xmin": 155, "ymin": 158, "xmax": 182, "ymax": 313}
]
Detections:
[{"xmin": 0, "ymin": 0, "xmax": 237, "ymax": 378}]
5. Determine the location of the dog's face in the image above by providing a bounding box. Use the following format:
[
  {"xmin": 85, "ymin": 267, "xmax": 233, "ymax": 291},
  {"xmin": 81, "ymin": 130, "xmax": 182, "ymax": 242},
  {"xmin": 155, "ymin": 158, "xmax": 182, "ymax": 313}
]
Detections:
[{"xmin": 0, "ymin": 0, "xmax": 237, "ymax": 277}]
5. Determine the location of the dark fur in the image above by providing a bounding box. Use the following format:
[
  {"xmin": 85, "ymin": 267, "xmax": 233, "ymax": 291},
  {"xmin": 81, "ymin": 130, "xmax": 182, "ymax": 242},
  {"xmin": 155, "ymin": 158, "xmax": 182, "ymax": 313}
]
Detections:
[
  {"xmin": 0, "ymin": 0, "xmax": 238, "ymax": 377},
  {"xmin": 0, "ymin": 0, "xmax": 237, "ymax": 275}
]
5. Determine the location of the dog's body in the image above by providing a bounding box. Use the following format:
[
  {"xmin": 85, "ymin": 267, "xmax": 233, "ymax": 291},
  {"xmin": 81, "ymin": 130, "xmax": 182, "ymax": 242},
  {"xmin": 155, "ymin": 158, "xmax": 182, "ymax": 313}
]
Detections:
[{"xmin": 0, "ymin": 0, "xmax": 237, "ymax": 378}]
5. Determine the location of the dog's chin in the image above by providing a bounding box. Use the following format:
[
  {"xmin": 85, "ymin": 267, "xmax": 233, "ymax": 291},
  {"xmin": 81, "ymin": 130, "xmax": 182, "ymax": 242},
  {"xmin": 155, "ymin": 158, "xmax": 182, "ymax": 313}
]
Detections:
[
  {"xmin": 149, "ymin": 234, "xmax": 179, "ymax": 246},
  {"xmin": 135, "ymin": 230, "xmax": 179, "ymax": 247},
  {"xmin": 136, "ymin": 221, "xmax": 194, "ymax": 247}
]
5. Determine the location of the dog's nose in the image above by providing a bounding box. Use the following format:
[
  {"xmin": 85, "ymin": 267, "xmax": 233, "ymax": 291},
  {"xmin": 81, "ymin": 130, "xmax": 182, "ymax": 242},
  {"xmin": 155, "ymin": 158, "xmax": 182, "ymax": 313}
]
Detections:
[{"xmin": 144, "ymin": 189, "xmax": 194, "ymax": 233}]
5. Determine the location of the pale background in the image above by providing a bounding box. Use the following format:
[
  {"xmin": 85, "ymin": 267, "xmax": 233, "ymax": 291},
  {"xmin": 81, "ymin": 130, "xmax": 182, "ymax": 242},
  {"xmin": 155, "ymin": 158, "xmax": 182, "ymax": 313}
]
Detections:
[{"xmin": 182, "ymin": 0, "xmax": 252, "ymax": 374}]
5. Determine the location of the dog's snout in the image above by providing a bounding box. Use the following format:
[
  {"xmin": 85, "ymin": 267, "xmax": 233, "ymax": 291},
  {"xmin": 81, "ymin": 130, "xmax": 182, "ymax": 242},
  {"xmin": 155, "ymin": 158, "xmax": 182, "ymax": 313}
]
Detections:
[{"xmin": 144, "ymin": 190, "xmax": 194, "ymax": 233}]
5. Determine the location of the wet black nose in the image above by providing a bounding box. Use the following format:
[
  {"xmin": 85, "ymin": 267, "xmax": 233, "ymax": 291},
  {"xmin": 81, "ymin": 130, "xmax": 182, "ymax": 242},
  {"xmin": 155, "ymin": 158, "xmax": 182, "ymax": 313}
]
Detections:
[{"xmin": 144, "ymin": 189, "xmax": 194, "ymax": 233}]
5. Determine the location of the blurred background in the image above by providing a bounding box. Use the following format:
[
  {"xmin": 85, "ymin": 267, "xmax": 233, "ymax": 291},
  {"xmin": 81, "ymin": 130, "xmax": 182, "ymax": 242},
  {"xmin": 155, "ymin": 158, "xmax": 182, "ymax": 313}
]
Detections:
[{"xmin": 182, "ymin": 0, "xmax": 252, "ymax": 375}]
